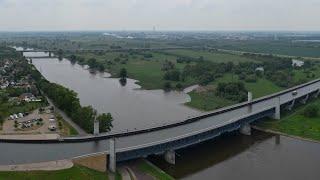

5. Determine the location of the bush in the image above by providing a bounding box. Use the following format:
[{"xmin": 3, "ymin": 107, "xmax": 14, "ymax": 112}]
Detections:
[
  {"xmin": 176, "ymin": 83, "xmax": 183, "ymax": 90},
  {"xmin": 303, "ymin": 105, "xmax": 319, "ymax": 118},
  {"xmin": 163, "ymin": 82, "xmax": 172, "ymax": 91},
  {"xmin": 163, "ymin": 70, "xmax": 180, "ymax": 81},
  {"xmin": 58, "ymin": 121, "xmax": 63, "ymax": 129},
  {"xmin": 245, "ymin": 74, "xmax": 257, "ymax": 83}
]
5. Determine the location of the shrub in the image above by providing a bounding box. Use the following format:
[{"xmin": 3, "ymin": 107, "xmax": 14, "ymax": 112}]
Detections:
[
  {"xmin": 245, "ymin": 74, "xmax": 257, "ymax": 83},
  {"xmin": 176, "ymin": 83, "xmax": 183, "ymax": 90},
  {"xmin": 303, "ymin": 105, "xmax": 319, "ymax": 118},
  {"xmin": 163, "ymin": 82, "xmax": 172, "ymax": 91}
]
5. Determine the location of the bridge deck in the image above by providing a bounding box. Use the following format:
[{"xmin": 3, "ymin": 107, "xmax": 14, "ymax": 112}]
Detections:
[{"xmin": 0, "ymin": 79, "xmax": 319, "ymax": 165}]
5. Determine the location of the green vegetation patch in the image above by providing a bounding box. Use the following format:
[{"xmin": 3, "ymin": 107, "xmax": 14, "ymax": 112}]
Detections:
[
  {"xmin": 162, "ymin": 49, "xmax": 258, "ymax": 64},
  {"xmin": 138, "ymin": 160, "xmax": 175, "ymax": 180},
  {"xmin": 0, "ymin": 165, "xmax": 109, "ymax": 180},
  {"xmin": 258, "ymin": 99, "xmax": 320, "ymax": 141},
  {"xmin": 186, "ymin": 91, "xmax": 235, "ymax": 111}
]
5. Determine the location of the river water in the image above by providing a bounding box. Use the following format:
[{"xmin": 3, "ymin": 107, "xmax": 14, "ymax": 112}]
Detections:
[
  {"xmin": 150, "ymin": 130, "xmax": 320, "ymax": 180},
  {"xmin": 17, "ymin": 49, "xmax": 320, "ymax": 180},
  {"xmin": 29, "ymin": 55, "xmax": 201, "ymax": 133}
]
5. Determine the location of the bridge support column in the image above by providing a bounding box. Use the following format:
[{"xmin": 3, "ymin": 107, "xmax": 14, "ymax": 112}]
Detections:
[
  {"xmin": 287, "ymin": 99, "xmax": 295, "ymax": 111},
  {"xmin": 108, "ymin": 138, "xmax": 116, "ymax": 173},
  {"xmin": 49, "ymin": 52, "xmax": 52, "ymax": 57},
  {"xmin": 164, "ymin": 150, "xmax": 175, "ymax": 165},
  {"xmin": 271, "ymin": 97, "xmax": 281, "ymax": 120},
  {"xmin": 300, "ymin": 94, "xmax": 309, "ymax": 104},
  {"xmin": 94, "ymin": 119, "xmax": 99, "ymax": 135},
  {"xmin": 240, "ymin": 123, "xmax": 251, "ymax": 136},
  {"xmin": 247, "ymin": 92, "xmax": 253, "ymax": 113}
]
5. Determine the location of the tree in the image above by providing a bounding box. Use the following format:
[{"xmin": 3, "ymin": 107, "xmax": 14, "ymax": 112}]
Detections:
[
  {"xmin": 119, "ymin": 68, "xmax": 127, "ymax": 79},
  {"xmin": 303, "ymin": 105, "xmax": 318, "ymax": 118},
  {"xmin": 216, "ymin": 82, "xmax": 247, "ymax": 102},
  {"xmin": 161, "ymin": 60, "xmax": 175, "ymax": 71},
  {"xmin": 163, "ymin": 82, "xmax": 172, "ymax": 91},
  {"xmin": 0, "ymin": 113, "xmax": 5, "ymax": 126},
  {"xmin": 176, "ymin": 83, "xmax": 183, "ymax": 90},
  {"xmin": 57, "ymin": 49, "xmax": 63, "ymax": 60},
  {"xmin": 88, "ymin": 58, "xmax": 98, "ymax": 69},
  {"xmin": 97, "ymin": 113, "xmax": 113, "ymax": 132},
  {"xmin": 69, "ymin": 55, "xmax": 77, "ymax": 63},
  {"xmin": 163, "ymin": 70, "xmax": 180, "ymax": 81},
  {"xmin": 97, "ymin": 63, "xmax": 105, "ymax": 72}
]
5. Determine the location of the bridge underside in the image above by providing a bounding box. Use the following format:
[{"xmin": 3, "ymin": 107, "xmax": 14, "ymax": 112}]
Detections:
[
  {"xmin": 116, "ymin": 108, "xmax": 275, "ymax": 162},
  {"xmin": 115, "ymin": 89, "xmax": 320, "ymax": 162}
]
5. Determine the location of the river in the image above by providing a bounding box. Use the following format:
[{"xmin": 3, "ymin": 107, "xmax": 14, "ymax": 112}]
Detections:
[
  {"xmin": 150, "ymin": 130, "xmax": 320, "ymax": 180},
  {"xmin": 27, "ymin": 53, "xmax": 201, "ymax": 133}
]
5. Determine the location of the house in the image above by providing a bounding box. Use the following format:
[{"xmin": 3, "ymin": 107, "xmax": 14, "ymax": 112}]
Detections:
[{"xmin": 19, "ymin": 93, "xmax": 35, "ymax": 102}]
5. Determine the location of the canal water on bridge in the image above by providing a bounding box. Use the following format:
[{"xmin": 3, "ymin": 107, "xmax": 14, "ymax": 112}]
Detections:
[
  {"xmin": 149, "ymin": 130, "xmax": 320, "ymax": 180},
  {"xmin": 27, "ymin": 52, "xmax": 201, "ymax": 132}
]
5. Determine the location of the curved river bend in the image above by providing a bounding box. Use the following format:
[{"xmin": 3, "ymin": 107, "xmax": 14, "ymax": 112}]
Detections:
[{"xmin": 31, "ymin": 57, "xmax": 201, "ymax": 133}]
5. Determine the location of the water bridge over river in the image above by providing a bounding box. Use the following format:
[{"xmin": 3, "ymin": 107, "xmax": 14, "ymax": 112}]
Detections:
[{"xmin": 1, "ymin": 73, "xmax": 319, "ymax": 172}]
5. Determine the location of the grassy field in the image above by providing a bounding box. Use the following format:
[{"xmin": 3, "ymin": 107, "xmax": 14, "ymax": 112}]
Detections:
[
  {"xmin": 162, "ymin": 49, "xmax": 258, "ymax": 64},
  {"xmin": 186, "ymin": 91, "xmax": 235, "ymax": 111},
  {"xmin": 258, "ymin": 98, "xmax": 320, "ymax": 141},
  {"xmin": 0, "ymin": 165, "xmax": 111, "ymax": 180},
  {"xmin": 71, "ymin": 49, "xmax": 259, "ymax": 90},
  {"xmin": 211, "ymin": 40, "xmax": 320, "ymax": 58},
  {"xmin": 72, "ymin": 51, "xmax": 197, "ymax": 89},
  {"xmin": 186, "ymin": 73, "xmax": 284, "ymax": 111},
  {"xmin": 138, "ymin": 160, "xmax": 174, "ymax": 180}
]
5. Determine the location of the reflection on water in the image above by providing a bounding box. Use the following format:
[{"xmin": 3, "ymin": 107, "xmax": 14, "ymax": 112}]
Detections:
[
  {"xmin": 31, "ymin": 57, "xmax": 201, "ymax": 132},
  {"xmin": 150, "ymin": 130, "xmax": 320, "ymax": 180}
]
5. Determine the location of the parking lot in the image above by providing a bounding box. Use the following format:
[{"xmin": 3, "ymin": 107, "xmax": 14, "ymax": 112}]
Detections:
[{"xmin": 0, "ymin": 107, "xmax": 58, "ymax": 135}]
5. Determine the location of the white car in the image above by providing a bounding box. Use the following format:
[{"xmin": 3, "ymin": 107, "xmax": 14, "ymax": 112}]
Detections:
[
  {"xmin": 48, "ymin": 125, "xmax": 56, "ymax": 131},
  {"xmin": 292, "ymin": 91, "xmax": 298, "ymax": 96}
]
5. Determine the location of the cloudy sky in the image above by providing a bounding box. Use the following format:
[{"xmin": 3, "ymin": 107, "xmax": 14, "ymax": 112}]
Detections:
[{"xmin": 0, "ymin": 0, "xmax": 319, "ymax": 31}]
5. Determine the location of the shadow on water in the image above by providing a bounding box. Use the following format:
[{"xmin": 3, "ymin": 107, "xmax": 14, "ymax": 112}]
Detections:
[{"xmin": 149, "ymin": 130, "xmax": 274, "ymax": 179}]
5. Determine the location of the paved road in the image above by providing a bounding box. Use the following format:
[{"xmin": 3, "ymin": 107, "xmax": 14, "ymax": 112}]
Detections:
[{"xmin": 46, "ymin": 97, "xmax": 88, "ymax": 136}]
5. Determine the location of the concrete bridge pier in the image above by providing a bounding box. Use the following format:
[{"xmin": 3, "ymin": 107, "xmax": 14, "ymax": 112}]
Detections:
[
  {"xmin": 271, "ymin": 97, "xmax": 281, "ymax": 120},
  {"xmin": 247, "ymin": 92, "xmax": 253, "ymax": 113},
  {"xmin": 93, "ymin": 119, "xmax": 99, "ymax": 135},
  {"xmin": 108, "ymin": 138, "xmax": 117, "ymax": 173},
  {"xmin": 240, "ymin": 123, "xmax": 251, "ymax": 136},
  {"xmin": 300, "ymin": 94, "xmax": 309, "ymax": 104},
  {"xmin": 164, "ymin": 150, "xmax": 176, "ymax": 165}
]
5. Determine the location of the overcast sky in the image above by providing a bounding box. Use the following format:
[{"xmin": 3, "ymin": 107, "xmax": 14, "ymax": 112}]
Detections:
[{"xmin": 0, "ymin": 0, "xmax": 319, "ymax": 31}]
